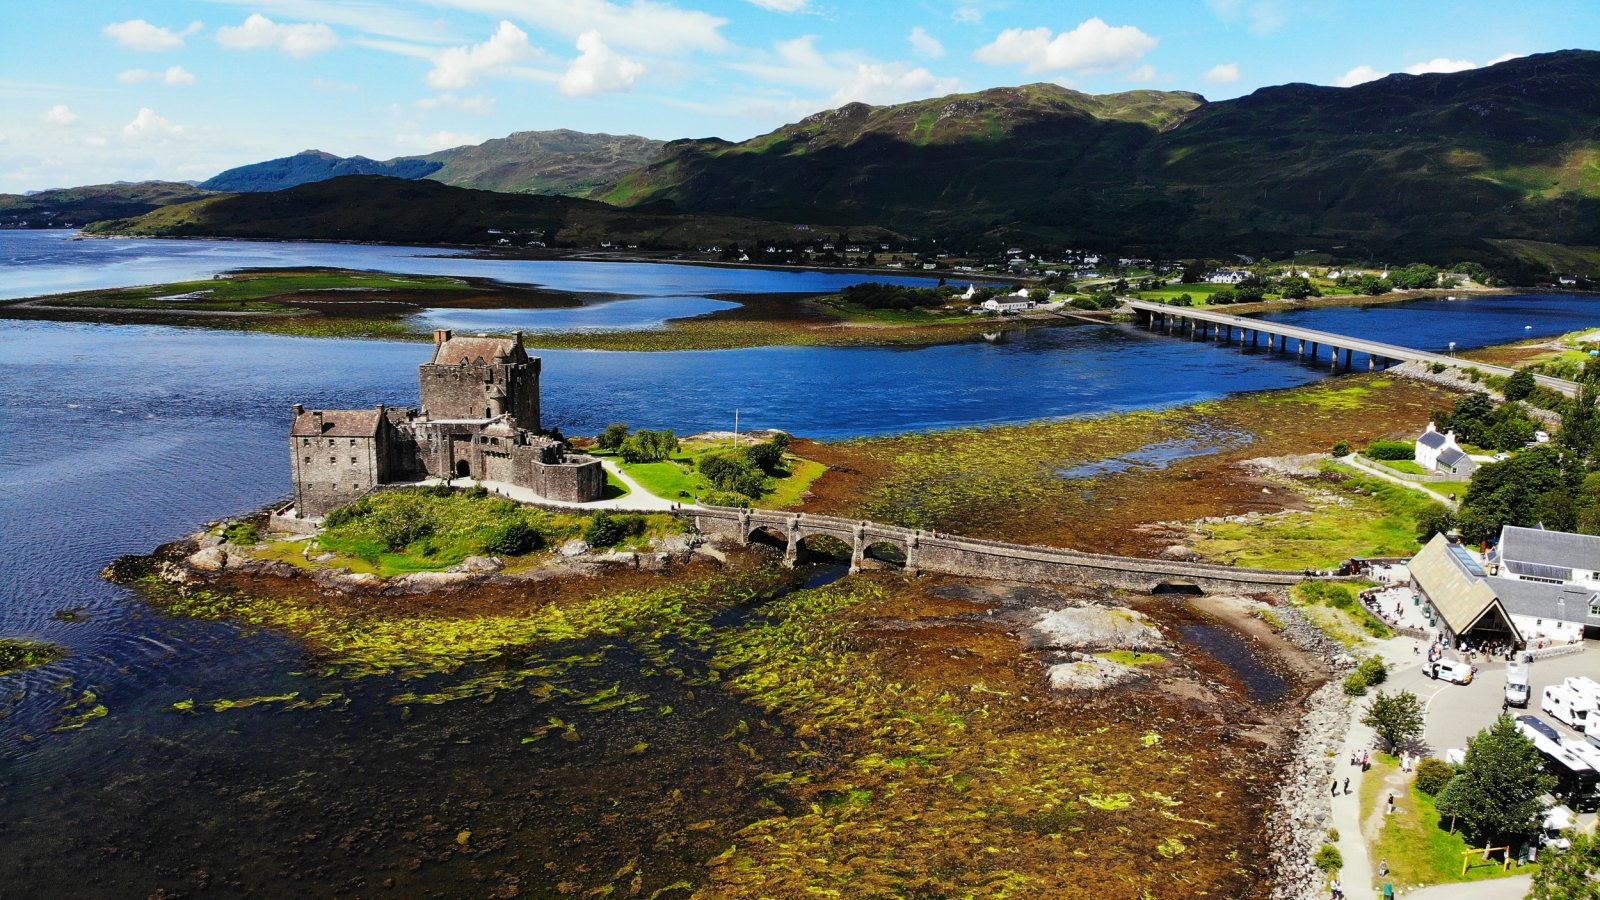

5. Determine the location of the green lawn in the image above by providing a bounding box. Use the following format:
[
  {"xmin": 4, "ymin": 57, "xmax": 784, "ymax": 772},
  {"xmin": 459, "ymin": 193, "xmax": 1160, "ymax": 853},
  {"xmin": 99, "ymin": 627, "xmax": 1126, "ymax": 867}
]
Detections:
[
  {"xmin": 599, "ymin": 440, "xmax": 828, "ymax": 507},
  {"xmin": 1427, "ymin": 481, "xmax": 1472, "ymax": 498},
  {"xmin": 48, "ymin": 270, "xmax": 472, "ymax": 312},
  {"xmin": 818, "ymin": 300, "xmax": 985, "ymax": 325},
  {"xmin": 1364, "ymin": 759, "xmax": 1536, "ymax": 888},
  {"xmin": 1131, "ymin": 283, "xmax": 1235, "ymax": 306},
  {"xmin": 1193, "ymin": 464, "xmax": 1449, "ymax": 569},
  {"xmin": 1373, "ymin": 458, "xmax": 1428, "ymax": 475}
]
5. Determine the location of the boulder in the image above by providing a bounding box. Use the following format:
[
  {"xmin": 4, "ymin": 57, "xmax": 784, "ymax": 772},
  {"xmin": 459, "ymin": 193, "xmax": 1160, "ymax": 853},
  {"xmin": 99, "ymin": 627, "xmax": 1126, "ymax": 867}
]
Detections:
[
  {"xmin": 451, "ymin": 556, "xmax": 505, "ymax": 574},
  {"xmin": 1046, "ymin": 654, "xmax": 1142, "ymax": 691},
  {"xmin": 186, "ymin": 547, "xmax": 229, "ymax": 572},
  {"xmin": 559, "ymin": 539, "xmax": 590, "ymax": 558},
  {"xmin": 1022, "ymin": 606, "xmax": 1163, "ymax": 651},
  {"xmin": 654, "ymin": 534, "xmax": 696, "ymax": 554}
]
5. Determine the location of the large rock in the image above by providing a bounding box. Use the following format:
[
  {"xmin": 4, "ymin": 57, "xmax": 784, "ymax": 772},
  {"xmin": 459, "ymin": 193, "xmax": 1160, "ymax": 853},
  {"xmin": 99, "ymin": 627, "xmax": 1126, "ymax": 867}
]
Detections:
[
  {"xmin": 1022, "ymin": 606, "xmax": 1163, "ymax": 651},
  {"xmin": 559, "ymin": 539, "xmax": 590, "ymax": 558},
  {"xmin": 186, "ymin": 547, "xmax": 229, "ymax": 571},
  {"xmin": 451, "ymin": 556, "xmax": 504, "ymax": 574},
  {"xmin": 1046, "ymin": 654, "xmax": 1142, "ymax": 691}
]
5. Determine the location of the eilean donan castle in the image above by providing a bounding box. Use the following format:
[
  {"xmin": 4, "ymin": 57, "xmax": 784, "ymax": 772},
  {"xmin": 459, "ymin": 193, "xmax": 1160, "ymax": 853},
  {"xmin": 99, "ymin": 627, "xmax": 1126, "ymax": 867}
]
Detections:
[{"xmin": 287, "ymin": 329, "xmax": 604, "ymax": 517}]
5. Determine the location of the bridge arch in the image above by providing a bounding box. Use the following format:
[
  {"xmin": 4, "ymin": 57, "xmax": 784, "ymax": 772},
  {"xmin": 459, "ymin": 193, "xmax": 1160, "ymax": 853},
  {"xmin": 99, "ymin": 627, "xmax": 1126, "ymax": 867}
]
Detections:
[
  {"xmin": 862, "ymin": 540, "xmax": 908, "ymax": 568},
  {"xmin": 747, "ymin": 525, "xmax": 788, "ymax": 550},
  {"xmin": 796, "ymin": 533, "xmax": 852, "ymax": 564},
  {"xmin": 1153, "ymin": 580, "xmax": 1206, "ymax": 596}
]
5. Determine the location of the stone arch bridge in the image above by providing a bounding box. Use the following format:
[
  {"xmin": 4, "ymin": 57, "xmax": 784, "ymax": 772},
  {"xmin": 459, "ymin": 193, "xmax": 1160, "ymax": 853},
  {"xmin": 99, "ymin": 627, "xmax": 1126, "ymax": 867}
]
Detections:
[{"xmin": 692, "ymin": 506, "xmax": 1322, "ymax": 595}]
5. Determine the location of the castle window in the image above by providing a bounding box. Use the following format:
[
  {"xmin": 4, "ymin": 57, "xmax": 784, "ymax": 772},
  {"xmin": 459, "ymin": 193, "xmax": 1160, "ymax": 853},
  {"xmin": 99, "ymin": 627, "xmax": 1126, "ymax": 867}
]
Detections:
[
  {"xmin": 350, "ymin": 439, "xmax": 357, "ymax": 446},
  {"xmin": 302, "ymin": 438, "xmax": 309, "ymax": 446},
  {"xmin": 303, "ymin": 456, "xmax": 310, "ymax": 463},
  {"xmin": 330, "ymin": 456, "xmax": 337, "ymax": 464},
  {"xmin": 350, "ymin": 456, "xmax": 357, "ymax": 464}
]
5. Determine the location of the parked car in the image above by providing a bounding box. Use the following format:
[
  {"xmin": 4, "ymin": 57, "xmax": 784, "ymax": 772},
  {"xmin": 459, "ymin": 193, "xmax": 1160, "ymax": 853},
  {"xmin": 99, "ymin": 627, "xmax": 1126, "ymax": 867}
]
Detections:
[{"xmin": 1424, "ymin": 659, "xmax": 1474, "ymax": 684}]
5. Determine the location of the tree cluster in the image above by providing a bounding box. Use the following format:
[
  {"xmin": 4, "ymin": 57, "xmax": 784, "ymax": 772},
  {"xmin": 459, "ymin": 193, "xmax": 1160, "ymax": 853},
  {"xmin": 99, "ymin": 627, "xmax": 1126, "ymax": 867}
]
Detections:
[
  {"xmin": 618, "ymin": 429, "xmax": 680, "ymax": 464},
  {"xmin": 840, "ymin": 282, "xmax": 952, "ymax": 310}
]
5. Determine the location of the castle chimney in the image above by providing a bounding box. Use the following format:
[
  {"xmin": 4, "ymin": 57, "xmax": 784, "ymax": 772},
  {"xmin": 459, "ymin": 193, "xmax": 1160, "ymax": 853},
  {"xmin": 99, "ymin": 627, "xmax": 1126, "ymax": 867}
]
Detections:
[
  {"xmin": 293, "ymin": 403, "xmax": 304, "ymax": 416},
  {"xmin": 376, "ymin": 403, "xmax": 386, "ymax": 415},
  {"xmin": 434, "ymin": 328, "xmax": 452, "ymax": 344},
  {"xmin": 512, "ymin": 330, "xmax": 524, "ymax": 346}
]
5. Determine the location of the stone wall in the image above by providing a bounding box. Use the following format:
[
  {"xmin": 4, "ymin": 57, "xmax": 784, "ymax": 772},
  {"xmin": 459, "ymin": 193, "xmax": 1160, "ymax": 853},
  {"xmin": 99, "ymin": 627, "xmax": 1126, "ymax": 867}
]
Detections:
[
  {"xmin": 291, "ymin": 431, "xmax": 387, "ymax": 517},
  {"xmin": 418, "ymin": 357, "xmax": 540, "ymax": 429},
  {"xmin": 695, "ymin": 507, "xmax": 1319, "ymax": 595},
  {"xmin": 533, "ymin": 455, "xmax": 606, "ymax": 503}
]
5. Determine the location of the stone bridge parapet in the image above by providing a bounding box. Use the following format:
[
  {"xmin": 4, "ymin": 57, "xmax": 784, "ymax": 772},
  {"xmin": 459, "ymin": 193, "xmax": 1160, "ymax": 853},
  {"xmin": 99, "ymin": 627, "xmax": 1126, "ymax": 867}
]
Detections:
[{"xmin": 692, "ymin": 506, "xmax": 1331, "ymax": 595}]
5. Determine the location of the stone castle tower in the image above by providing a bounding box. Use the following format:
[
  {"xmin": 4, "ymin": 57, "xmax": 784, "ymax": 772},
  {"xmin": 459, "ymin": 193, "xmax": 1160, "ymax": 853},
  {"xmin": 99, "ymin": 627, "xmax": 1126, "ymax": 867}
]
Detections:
[{"xmin": 419, "ymin": 329, "xmax": 540, "ymax": 429}]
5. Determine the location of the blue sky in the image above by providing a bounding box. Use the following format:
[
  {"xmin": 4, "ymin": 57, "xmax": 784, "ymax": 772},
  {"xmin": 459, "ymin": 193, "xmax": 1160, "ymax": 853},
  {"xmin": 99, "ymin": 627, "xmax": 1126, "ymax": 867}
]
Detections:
[{"xmin": 1, "ymin": 0, "xmax": 1595, "ymax": 193}]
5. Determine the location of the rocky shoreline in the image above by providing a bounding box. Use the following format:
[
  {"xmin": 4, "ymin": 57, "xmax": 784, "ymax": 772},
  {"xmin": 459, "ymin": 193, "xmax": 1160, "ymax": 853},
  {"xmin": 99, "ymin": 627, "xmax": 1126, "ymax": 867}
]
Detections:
[{"xmin": 1261, "ymin": 602, "xmax": 1358, "ymax": 900}]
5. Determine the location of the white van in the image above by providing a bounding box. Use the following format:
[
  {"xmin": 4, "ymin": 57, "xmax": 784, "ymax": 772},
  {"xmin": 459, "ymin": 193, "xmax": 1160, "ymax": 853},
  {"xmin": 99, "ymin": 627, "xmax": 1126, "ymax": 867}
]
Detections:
[
  {"xmin": 1426, "ymin": 658, "xmax": 1474, "ymax": 685},
  {"xmin": 1506, "ymin": 662, "xmax": 1531, "ymax": 708},
  {"xmin": 1543, "ymin": 679, "xmax": 1596, "ymax": 733}
]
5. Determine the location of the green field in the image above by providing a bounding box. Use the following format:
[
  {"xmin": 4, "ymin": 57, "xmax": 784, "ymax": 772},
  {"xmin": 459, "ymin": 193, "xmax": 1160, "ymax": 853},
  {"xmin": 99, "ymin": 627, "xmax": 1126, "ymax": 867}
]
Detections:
[
  {"xmin": 1373, "ymin": 458, "xmax": 1428, "ymax": 475},
  {"xmin": 599, "ymin": 440, "xmax": 827, "ymax": 508},
  {"xmin": 1363, "ymin": 757, "xmax": 1536, "ymax": 888},
  {"xmin": 44, "ymin": 270, "xmax": 473, "ymax": 312}
]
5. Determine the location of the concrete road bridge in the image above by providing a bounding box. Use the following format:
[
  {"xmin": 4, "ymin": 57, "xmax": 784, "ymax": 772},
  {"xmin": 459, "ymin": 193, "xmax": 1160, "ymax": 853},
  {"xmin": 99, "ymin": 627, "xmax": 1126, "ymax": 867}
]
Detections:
[
  {"xmin": 1124, "ymin": 299, "xmax": 1581, "ymax": 398},
  {"xmin": 692, "ymin": 506, "xmax": 1324, "ymax": 595}
]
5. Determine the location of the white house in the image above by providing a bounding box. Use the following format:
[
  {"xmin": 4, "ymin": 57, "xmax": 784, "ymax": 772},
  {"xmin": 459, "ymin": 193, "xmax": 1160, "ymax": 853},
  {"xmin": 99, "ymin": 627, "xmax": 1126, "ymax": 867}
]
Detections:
[
  {"xmin": 1414, "ymin": 422, "xmax": 1477, "ymax": 477},
  {"xmin": 1489, "ymin": 525, "xmax": 1600, "ymax": 589},
  {"xmin": 1207, "ymin": 269, "xmax": 1249, "ymax": 284},
  {"xmin": 983, "ymin": 296, "xmax": 1033, "ymax": 313}
]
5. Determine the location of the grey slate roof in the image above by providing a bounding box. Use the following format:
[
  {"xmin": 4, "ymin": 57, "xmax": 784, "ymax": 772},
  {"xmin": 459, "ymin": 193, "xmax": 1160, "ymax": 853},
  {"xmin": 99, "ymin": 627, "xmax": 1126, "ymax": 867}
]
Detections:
[
  {"xmin": 1417, "ymin": 430, "xmax": 1448, "ymax": 449},
  {"xmin": 290, "ymin": 409, "xmax": 382, "ymax": 437},
  {"xmin": 1437, "ymin": 447, "xmax": 1469, "ymax": 467},
  {"xmin": 1488, "ymin": 576, "xmax": 1600, "ymax": 626},
  {"xmin": 1498, "ymin": 525, "xmax": 1600, "ymax": 572}
]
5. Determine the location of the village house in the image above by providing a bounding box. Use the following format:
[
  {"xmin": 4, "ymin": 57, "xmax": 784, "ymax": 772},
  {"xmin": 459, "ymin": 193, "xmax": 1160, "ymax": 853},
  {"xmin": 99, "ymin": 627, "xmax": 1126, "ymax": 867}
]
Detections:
[
  {"xmin": 1414, "ymin": 422, "xmax": 1478, "ymax": 477},
  {"xmin": 1206, "ymin": 269, "xmax": 1249, "ymax": 284},
  {"xmin": 1411, "ymin": 529, "xmax": 1600, "ymax": 649},
  {"xmin": 982, "ymin": 294, "xmax": 1034, "ymax": 313}
]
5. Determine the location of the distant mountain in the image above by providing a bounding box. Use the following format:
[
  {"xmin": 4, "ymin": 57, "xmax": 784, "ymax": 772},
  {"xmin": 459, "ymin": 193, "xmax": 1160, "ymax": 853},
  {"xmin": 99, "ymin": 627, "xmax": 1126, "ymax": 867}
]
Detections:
[
  {"xmin": 199, "ymin": 150, "xmax": 442, "ymax": 192},
  {"xmin": 86, "ymin": 175, "xmax": 891, "ymax": 248},
  {"xmin": 0, "ymin": 181, "xmax": 215, "ymax": 228},
  {"xmin": 419, "ymin": 129, "xmax": 665, "ymax": 196},
  {"xmin": 598, "ymin": 50, "xmax": 1600, "ymax": 265},
  {"xmin": 197, "ymin": 131, "xmax": 665, "ymax": 198}
]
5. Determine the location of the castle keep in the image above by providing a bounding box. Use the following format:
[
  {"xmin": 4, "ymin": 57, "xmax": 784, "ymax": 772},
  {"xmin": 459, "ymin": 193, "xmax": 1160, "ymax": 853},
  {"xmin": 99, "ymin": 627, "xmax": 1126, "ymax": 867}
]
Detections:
[{"xmin": 288, "ymin": 329, "xmax": 604, "ymax": 517}]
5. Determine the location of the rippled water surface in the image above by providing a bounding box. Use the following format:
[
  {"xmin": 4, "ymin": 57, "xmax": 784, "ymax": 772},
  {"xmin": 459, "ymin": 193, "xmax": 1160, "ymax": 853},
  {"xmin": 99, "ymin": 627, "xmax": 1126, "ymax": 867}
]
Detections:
[{"xmin": 2, "ymin": 231, "xmax": 1597, "ymax": 894}]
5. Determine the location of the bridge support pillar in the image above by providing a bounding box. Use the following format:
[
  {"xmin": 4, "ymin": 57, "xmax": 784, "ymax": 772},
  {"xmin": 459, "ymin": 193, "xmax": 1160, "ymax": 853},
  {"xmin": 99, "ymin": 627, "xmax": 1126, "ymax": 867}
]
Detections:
[
  {"xmin": 782, "ymin": 514, "xmax": 802, "ymax": 568},
  {"xmin": 737, "ymin": 510, "xmax": 752, "ymax": 546},
  {"xmin": 1369, "ymin": 354, "xmax": 1376, "ymax": 371},
  {"xmin": 1297, "ymin": 339, "xmax": 1305, "ymax": 358},
  {"xmin": 849, "ymin": 524, "xmax": 866, "ymax": 575},
  {"xmin": 905, "ymin": 531, "xmax": 922, "ymax": 576}
]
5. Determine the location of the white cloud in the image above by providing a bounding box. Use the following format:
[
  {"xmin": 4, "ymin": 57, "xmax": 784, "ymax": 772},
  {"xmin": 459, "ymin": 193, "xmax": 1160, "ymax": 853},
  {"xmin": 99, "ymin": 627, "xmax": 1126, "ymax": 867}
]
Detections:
[
  {"xmin": 952, "ymin": 6, "xmax": 982, "ymax": 25},
  {"xmin": 428, "ymin": 0, "xmax": 729, "ymax": 55},
  {"xmin": 1127, "ymin": 64, "xmax": 1157, "ymax": 83},
  {"xmin": 1406, "ymin": 57, "xmax": 1477, "ymax": 75},
  {"xmin": 426, "ymin": 21, "xmax": 538, "ymax": 89},
  {"xmin": 973, "ymin": 19, "xmax": 1157, "ymax": 74},
  {"xmin": 745, "ymin": 0, "xmax": 809, "ymax": 10},
  {"xmin": 824, "ymin": 63, "xmax": 959, "ymax": 108},
  {"xmin": 1204, "ymin": 62, "xmax": 1240, "ymax": 83},
  {"xmin": 43, "ymin": 105, "xmax": 79, "ymax": 126},
  {"xmin": 216, "ymin": 14, "xmax": 338, "ymax": 57},
  {"xmin": 1488, "ymin": 52, "xmax": 1524, "ymax": 66},
  {"xmin": 559, "ymin": 31, "xmax": 646, "ymax": 97},
  {"xmin": 103, "ymin": 19, "xmax": 201, "ymax": 52},
  {"xmin": 116, "ymin": 66, "xmax": 198, "ymax": 86},
  {"xmin": 394, "ymin": 130, "xmax": 481, "ymax": 152},
  {"xmin": 908, "ymin": 26, "xmax": 945, "ymax": 60},
  {"xmin": 122, "ymin": 107, "xmax": 183, "ymax": 139},
  {"xmin": 417, "ymin": 93, "xmax": 496, "ymax": 113},
  {"xmin": 1335, "ymin": 64, "xmax": 1385, "ymax": 87}
]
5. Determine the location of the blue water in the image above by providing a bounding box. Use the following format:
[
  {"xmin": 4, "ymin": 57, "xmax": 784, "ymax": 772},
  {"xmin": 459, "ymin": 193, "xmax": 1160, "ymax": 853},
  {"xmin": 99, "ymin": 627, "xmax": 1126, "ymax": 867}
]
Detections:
[
  {"xmin": 1251, "ymin": 294, "xmax": 1600, "ymax": 354},
  {"xmin": 0, "ymin": 230, "xmax": 1596, "ymax": 894}
]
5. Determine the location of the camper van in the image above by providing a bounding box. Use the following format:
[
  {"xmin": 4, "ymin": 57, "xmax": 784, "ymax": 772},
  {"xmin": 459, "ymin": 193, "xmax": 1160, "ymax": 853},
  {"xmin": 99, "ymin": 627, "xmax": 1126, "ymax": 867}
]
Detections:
[
  {"xmin": 1506, "ymin": 662, "xmax": 1531, "ymax": 709},
  {"xmin": 1542, "ymin": 676, "xmax": 1599, "ymax": 733}
]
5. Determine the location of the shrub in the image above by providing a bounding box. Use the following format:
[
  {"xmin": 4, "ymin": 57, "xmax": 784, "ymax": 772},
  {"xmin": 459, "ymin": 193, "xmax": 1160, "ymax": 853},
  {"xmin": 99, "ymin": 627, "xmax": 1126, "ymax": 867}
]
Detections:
[
  {"xmin": 597, "ymin": 423, "xmax": 630, "ymax": 451},
  {"xmin": 1343, "ymin": 672, "xmax": 1369, "ymax": 696},
  {"xmin": 700, "ymin": 451, "xmax": 766, "ymax": 497},
  {"xmin": 482, "ymin": 521, "xmax": 541, "ymax": 555},
  {"xmin": 745, "ymin": 440, "xmax": 786, "ymax": 474},
  {"xmin": 584, "ymin": 511, "xmax": 622, "ymax": 547},
  {"xmin": 619, "ymin": 429, "xmax": 679, "ymax": 463},
  {"xmin": 222, "ymin": 522, "xmax": 260, "ymax": 545},
  {"xmin": 1366, "ymin": 440, "xmax": 1414, "ymax": 460},
  {"xmin": 1503, "ymin": 369, "xmax": 1535, "ymax": 402},
  {"xmin": 1331, "ymin": 440, "xmax": 1350, "ymax": 457},
  {"xmin": 1314, "ymin": 844, "xmax": 1343, "ymax": 872},
  {"xmin": 1430, "ymin": 362, "xmax": 1448, "ymax": 374},
  {"xmin": 699, "ymin": 490, "xmax": 752, "ymax": 508},
  {"xmin": 322, "ymin": 497, "xmax": 372, "ymax": 529},
  {"xmin": 373, "ymin": 503, "xmax": 433, "ymax": 551},
  {"xmin": 1358, "ymin": 656, "xmax": 1388, "ymax": 686},
  {"xmin": 1414, "ymin": 758, "xmax": 1455, "ymax": 796},
  {"xmin": 1326, "ymin": 828, "xmax": 1340, "ymax": 843}
]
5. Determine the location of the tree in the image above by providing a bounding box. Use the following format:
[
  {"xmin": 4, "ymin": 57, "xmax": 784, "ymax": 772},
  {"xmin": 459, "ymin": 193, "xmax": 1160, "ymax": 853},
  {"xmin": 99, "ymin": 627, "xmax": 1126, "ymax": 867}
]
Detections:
[
  {"xmin": 1360, "ymin": 690, "xmax": 1424, "ymax": 751},
  {"xmin": 597, "ymin": 423, "xmax": 630, "ymax": 451},
  {"xmin": 1528, "ymin": 828, "xmax": 1600, "ymax": 899},
  {"xmin": 1390, "ymin": 264, "xmax": 1441, "ymax": 290},
  {"xmin": 1503, "ymin": 369, "xmax": 1536, "ymax": 402},
  {"xmin": 1435, "ymin": 714, "xmax": 1556, "ymax": 845},
  {"xmin": 1456, "ymin": 445, "xmax": 1567, "ymax": 543},
  {"xmin": 618, "ymin": 429, "xmax": 679, "ymax": 464},
  {"xmin": 1028, "ymin": 287, "xmax": 1050, "ymax": 303},
  {"xmin": 1276, "ymin": 274, "xmax": 1318, "ymax": 299},
  {"xmin": 584, "ymin": 511, "xmax": 622, "ymax": 547},
  {"xmin": 1415, "ymin": 504, "xmax": 1457, "ymax": 542}
]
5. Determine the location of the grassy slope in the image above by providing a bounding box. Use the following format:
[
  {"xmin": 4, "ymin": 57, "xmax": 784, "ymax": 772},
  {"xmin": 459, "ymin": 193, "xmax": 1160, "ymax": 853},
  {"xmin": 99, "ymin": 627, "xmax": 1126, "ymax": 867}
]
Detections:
[
  {"xmin": 599, "ymin": 51, "xmax": 1600, "ymax": 263},
  {"xmin": 1363, "ymin": 758, "xmax": 1535, "ymax": 887},
  {"xmin": 598, "ymin": 442, "xmax": 827, "ymax": 509},
  {"xmin": 417, "ymin": 129, "xmax": 666, "ymax": 196},
  {"xmin": 0, "ymin": 181, "xmax": 215, "ymax": 227}
]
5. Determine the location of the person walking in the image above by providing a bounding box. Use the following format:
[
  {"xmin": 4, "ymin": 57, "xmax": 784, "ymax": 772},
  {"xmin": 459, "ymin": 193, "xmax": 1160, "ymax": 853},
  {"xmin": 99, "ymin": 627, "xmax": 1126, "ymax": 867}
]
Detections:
[
  {"xmin": 1332, "ymin": 779, "xmax": 1340, "ymax": 797},
  {"xmin": 1386, "ymin": 792, "xmax": 1396, "ymax": 815},
  {"xmin": 1329, "ymin": 876, "xmax": 1343, "ymax": 899},
  {"xmin": 1342, "ymin": 777, "xmax": 1350, "ymax": 795}
]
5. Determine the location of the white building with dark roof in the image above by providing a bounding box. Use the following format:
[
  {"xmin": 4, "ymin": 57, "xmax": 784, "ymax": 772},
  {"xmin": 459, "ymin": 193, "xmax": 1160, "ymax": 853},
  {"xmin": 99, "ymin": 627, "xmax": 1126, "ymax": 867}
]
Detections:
[
  {"xmin": 1410, "ymin": 527, "xmax": 1600, "ymax": 648},
  {"xmin": 1414, "ymin": 422, "xmax": 1477, "ymax": 477}
]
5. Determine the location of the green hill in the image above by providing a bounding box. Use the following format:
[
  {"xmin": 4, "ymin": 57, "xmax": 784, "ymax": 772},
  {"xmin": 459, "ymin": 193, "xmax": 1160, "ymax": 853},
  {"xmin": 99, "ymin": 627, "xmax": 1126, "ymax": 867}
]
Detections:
[
  {"xmin": 200, "ymin": 150, "xmax": 442, "ymax": 192},
  {"xmin": 419, "ymin": 129, "xmax": 665, "ymax": 196},
  {"xmin": 598, "ymin": 50, "xmax": 1600, "ymax": 265},
  {"xmin": 85, "ymin": 175, "xmax": 890, "ymax": 248},
  {"xmin": 0, "ymin": 181, "xmax": 215, "ymax": 229}
]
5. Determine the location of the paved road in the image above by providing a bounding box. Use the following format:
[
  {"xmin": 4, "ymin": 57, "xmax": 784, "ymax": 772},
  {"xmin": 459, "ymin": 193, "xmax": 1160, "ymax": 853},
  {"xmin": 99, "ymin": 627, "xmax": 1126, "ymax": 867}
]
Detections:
[
  {"xmin": 1341, "ymin": 454, "xmax": 1459, "ymax": 509},
  {"xmin": 442, "ymin": 461, "xmax": 689, "ymax": 512}
]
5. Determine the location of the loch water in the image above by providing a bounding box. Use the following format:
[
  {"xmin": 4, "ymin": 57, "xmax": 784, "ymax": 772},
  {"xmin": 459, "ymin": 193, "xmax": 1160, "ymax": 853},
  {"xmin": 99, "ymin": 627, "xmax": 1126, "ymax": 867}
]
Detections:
[{"xmin": 1, "ymin": 231, "xmax": 1595, "ymax": 894}]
